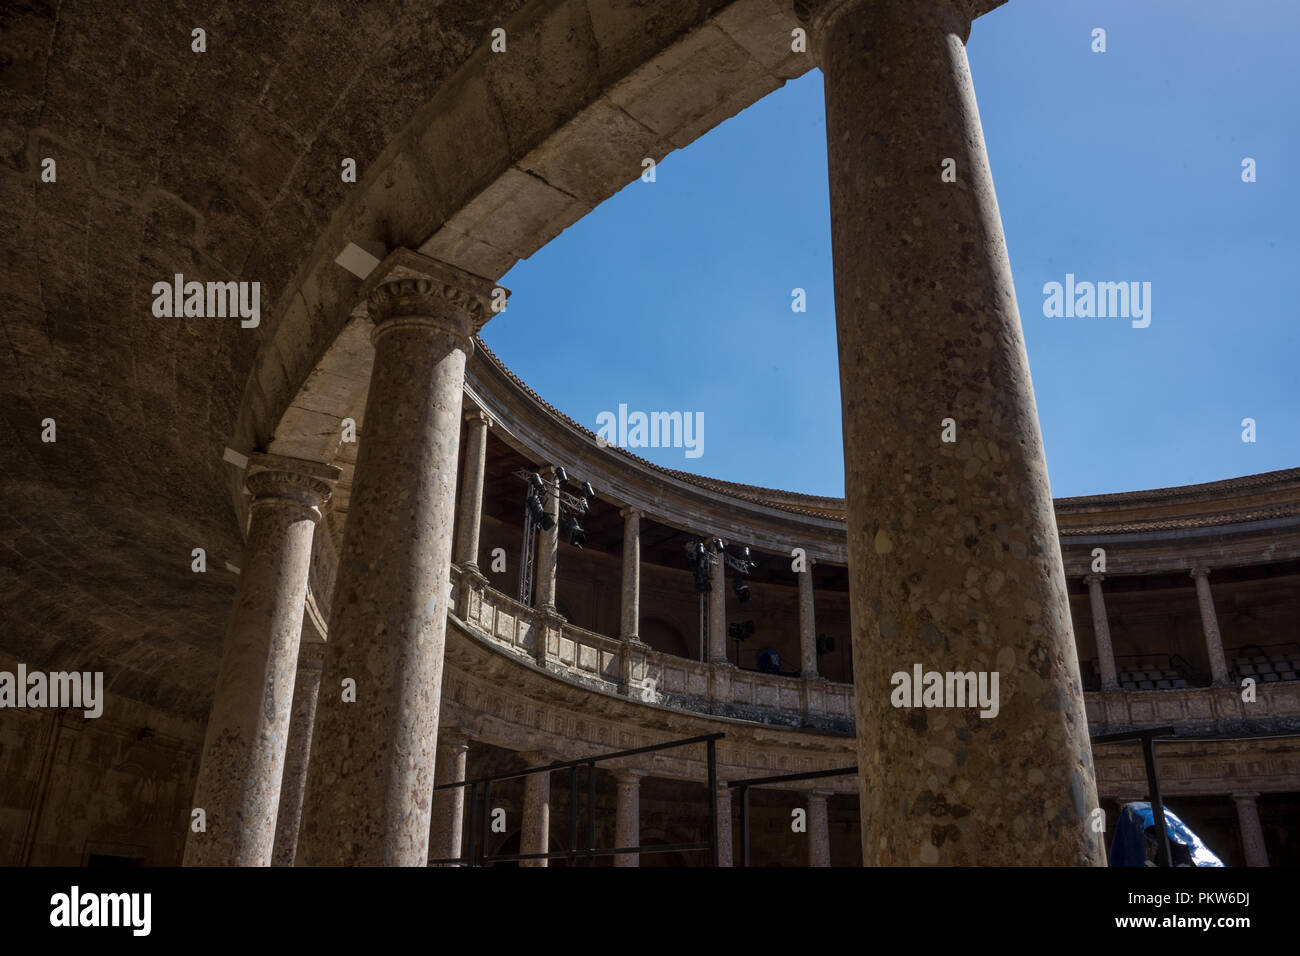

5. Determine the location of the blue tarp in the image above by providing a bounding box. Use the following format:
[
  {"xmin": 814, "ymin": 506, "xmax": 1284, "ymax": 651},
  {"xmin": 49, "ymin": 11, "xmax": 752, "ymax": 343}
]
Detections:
[{"xmin": 1108, "ymin": 802, "xmax": 1225, "ymax": 867}]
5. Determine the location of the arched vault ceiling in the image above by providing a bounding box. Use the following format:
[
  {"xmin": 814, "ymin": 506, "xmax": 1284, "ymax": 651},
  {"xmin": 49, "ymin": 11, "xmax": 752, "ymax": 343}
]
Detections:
[{"xmin": 6, "ymin": 0, "xmax": 941, "ymax": 719}]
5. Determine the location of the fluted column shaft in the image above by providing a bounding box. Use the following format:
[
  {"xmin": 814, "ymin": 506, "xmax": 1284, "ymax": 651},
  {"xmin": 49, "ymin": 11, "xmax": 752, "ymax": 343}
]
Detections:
[
  {"xmin": 297, "ymin": 257, "xmax": 499, "ymax": 866},
  {"xmin": 799, "ymin": 560, "xmax": 818, "ymax": 677},
  {"xmin": 184, "ymin": 455, "xmax": 338, "ymax": 866},
  {"xmin": 1085, "ymin": 574, "xmax": 1119, "ymax": 691},
  {"xmin": 272, "ymin": 639, "xmax": 326, "ymax": 865},
  {"xmin": 1191, "ymin": 568, "xmax": 1229, "ymax": 685},
  {"xmin": 809, "ymin": 0, "xmax": 1102, "ymax": 865},
  {"xmin": 455, "ymin": 409, "xmax": 491, "ymax": 573}
]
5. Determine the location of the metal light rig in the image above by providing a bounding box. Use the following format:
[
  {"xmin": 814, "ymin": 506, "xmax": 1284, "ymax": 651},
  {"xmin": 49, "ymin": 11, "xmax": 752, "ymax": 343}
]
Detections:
[
  {"xmin": 686, "ymin": 538, "xmax": 757, "ymax": 661},
  {"xmin": 514, "ymin": 466, "xmax": 595, "ymax": 606}
]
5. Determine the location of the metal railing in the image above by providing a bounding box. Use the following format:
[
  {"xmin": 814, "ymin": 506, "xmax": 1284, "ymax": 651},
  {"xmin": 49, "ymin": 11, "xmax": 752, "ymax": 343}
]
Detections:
[
  {"xmin": 1090, "ymin": 725, "xmax": 1176, "ymax": 866},
  {"xmin": 429, "ymin": 732, "xmax": 724, "ymax": 866},
  {"xmin": 726, "ymin": 765, "xmax": 858, "ymax": 867}
]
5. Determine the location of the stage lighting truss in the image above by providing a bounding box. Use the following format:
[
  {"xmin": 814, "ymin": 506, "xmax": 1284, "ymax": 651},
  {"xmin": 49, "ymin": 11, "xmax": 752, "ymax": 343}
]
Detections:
[{"xmin": 513, "ymin": 467, "xmax": 596, "ymax": 604}]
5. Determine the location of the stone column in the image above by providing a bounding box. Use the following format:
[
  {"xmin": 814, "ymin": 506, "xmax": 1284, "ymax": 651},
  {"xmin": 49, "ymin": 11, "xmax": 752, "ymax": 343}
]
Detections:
[
  {"xmin": 520, "ymin": 751, "xmax": 551, "ymax": 867},
  {"xmin": 716, "ymin": 783, "xmax": 734, "ymax": 867},
  {"xmin": 272, "ymin": 639, "xmax": 325, "ymax": 866},
  {"xmin": 184, "ymin": 454, "xmax": 339, "ymax": 866},
  {"xmin": 1085, "ymin": 574, "xmax": 1119, "ymax": 692},
  {"xmin": 1232, "ymin": 792, "xmax": 1270, "ymax": 867},
  {"xmin": 429, "ymin": 730, "xmax": 470, "ymax": 866},
  {"xmin": 454, "ymin": 407, "xmax": 491, "ymax": 575},
  {"xmin": 803, "ymin": 0, "xmax": 1103, "ymax": 865},
  {"xmin": 807, "ymin": 789, "xmax": 832, "ymax": 867},
  {"xmin": 1191, "ymin": 568, "xmax": 1230, "ymax": 685},
  {"xmin": 297, "ymin": 252, "xmax": 500, "ymax": 866},
  {"xmin": 614, "ymin": 769, "xmax": 644, "ymax": 867},
  {"xmin": 708, "ymin": 544, "xmax": 728, "ymax": 663},
  {"xmin": 799, "ymin": 558, "xmax": 818, "ymax": 678},
  {"xmin": 620, "ymin": 508, "xmax": 641, "ymax": 641},
  {"xmin": 534, "ymin": 468, "xmax": 562, "ymax": 613}
]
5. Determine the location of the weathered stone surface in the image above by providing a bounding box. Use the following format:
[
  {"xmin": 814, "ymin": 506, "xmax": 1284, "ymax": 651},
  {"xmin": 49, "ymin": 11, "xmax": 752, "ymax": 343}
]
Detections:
[{"xmin": 818, "ymin": 0, "xmax": 1101, "ymax": 865}]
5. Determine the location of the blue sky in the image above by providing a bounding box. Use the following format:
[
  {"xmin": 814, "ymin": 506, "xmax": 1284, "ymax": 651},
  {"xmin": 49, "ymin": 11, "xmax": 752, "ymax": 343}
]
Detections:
[{"xmin": 483, "ymin": 0, "xmax": 1298, "ymax": 498}]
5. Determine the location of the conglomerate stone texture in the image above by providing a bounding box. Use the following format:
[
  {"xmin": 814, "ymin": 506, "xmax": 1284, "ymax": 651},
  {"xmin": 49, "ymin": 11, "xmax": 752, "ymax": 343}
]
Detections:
[
  {"xmin": 295, "ymin": 266, "xmax": 488, "ymax": 866},
  {"xmin": 817, "ymin": 0, "xmax": 1102, "ymax": 865}
]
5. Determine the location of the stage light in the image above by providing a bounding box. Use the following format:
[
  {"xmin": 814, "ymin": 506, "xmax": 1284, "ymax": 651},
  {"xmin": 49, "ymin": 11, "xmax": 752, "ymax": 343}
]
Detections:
[
  {"xmin": 527, "ymin": 494, "xmax": 555, "ymax": 530},
  {"xmin": 581, "ymin": 481, "xmax": 595, "ymax": 499},
  {"xmin": 528, "ymin": 472, "xmax": 545, "ymax": 493},
  {"xmin": 711, "ymin": 537, "xmax": 725, "ymax": 554},
  {"xmin": 732, "ymin": 578, "xmax": 750, "ymax": 602},
  {"xmin": 561, "ymin": 516, "xmax": 586, "ymax": 548},
  {"xmin": 554, "ymin": 465, "xmax": 569, "ymax": 484}
]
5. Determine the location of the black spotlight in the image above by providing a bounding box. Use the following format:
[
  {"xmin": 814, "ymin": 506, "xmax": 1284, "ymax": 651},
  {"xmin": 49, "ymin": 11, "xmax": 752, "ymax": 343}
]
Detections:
[
  {"xmin": 711, "ymin": 537, "xmax": 725, "ymax": 554},
  {"xmin": 554, "ymin": 465, "xmax": 569, "ymax": 484},
  {"xmin": 561, "ymin": 516, "xmax": 586, "ymax": 548},
  {"xmin": 728, "ymin": 620, "xmax": 755, "ymax": 641},
  {"xmin": 528, "ymin": 472, "xmax": 545, "ymax": 493},
  {"xmin": 581, "ymin": 481, "xmax": 595, "ymax": 499},
  {"xmin": 527, "ymin": 494, "xmax": 555, "ymax": 530},
  {"xmin": 732, "ymin": 578, "xmax": 750, "ymax": 603}
]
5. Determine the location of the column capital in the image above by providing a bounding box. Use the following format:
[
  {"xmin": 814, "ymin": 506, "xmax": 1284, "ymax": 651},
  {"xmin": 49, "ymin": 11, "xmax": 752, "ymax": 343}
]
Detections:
[
  {"xmin": 619, "ymin": 505, "xmax": 643, "ymax": 521},
  {"xmin": 613, "ymin": 768, "xmax": 647, "ymax": 784},
  {"xmin": 361, "ymin": 248, "xmax": 506, "ymax": 345},
  {"xmin": 793, "ymin": 0, "xmax": 982, "ymax": 52},
  {"xmin": 1230, "ymin": 791, "xmax": 1261, "ymax": 802},
  {"xmin": 807, "ymin": 787, "xmax": 835, "ymax": 799},
  {"xmin": 1083, "ymin": 573, "xmax": 1105, "ymax": 585},
  {"xmin": 1189, "ymin": 566, "xmax": 1212, "ymax": 580},
  {"xmin": 438, "ymin": 727, "xmax": 472, "ymax": 751},
  {"xmin": 518, "ymin": 749, "xmax": 558, "ymax": 768},
  {"xmin": 463, "ymin": 406, "xmax": 493, "ymax": 428},
  {"xmin": 245, "ymin": 452, "xmax": 341, "ymax": 516}
]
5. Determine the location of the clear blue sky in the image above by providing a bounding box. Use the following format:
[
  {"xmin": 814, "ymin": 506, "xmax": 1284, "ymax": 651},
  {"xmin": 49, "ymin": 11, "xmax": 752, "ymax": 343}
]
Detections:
[{"xmin": 483, "ymin": 0, "xmax": 1298, "ymax": 498}]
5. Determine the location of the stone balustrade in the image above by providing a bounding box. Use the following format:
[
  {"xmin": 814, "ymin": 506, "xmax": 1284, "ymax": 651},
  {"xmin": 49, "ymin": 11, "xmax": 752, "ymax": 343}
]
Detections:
[
  {"xmin": 451, "ymin": 564, "xmax": 854, "ymax": 733},
  {"xmin": 1086, "ymin": 682, "xmax": 1300, "ymax": 737}
]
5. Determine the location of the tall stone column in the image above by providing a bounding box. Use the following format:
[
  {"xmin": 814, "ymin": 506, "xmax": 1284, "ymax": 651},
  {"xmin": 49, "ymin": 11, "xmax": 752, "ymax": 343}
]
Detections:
[
  {"xmin": 620, "ymin": 508, "xmax": 641, "ymax": 641},
  {"xmin": 184, "ymin": 454, "xmax": 339, "ymax": 866},
  {"xmin": 799, "ymin": 558, "xmax": 818, "ymax": 677},
  {"xmin": 534, "ymin": 468, "xmax": 562, "ymax": 613},
  {"xmin": 1085, "ymin": 574, "xmax": 1119, "ymax": 692},
  {"xmin": 1231, "ymin": 792, "xmax": 1270, "ymax": 867},
  {"xmin": 272, "ymin": 639, "xmax": 326, "ymax": 866},
  {"xmin": 804, "ymin": 0, "xmax": 1103, "ymax": 865},
  {"xmin": 297, "ymin": 252, "xmax": 500, "ymax": 866},
  {"xmin": 807, "ymin": 789, "xmax": 832, "ymax": 867},
  {"xmin": 430, "ymin": 730, "xmax": 470, "ymax": 866},
  {"xmin": 1190, "ymin": 568, "xmax": 1230, "ymax": 685},
  {"xmin": 520, "ymin": 751, "xmax": 551, "ymax": 867},
  {"xmin": 455, "ymin": 407, "xmax": 491, "ymax": 575},
  {"xmin": 716, "ymin": 783, "xmax": 734, "ymax": 867},
  {"xmin": 709, "ymin": 543, "xmax": 728, "ymax": 663},
  {"xmin": 614, "ymin": 769, "xmax": 644, "ymax": 867}
]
